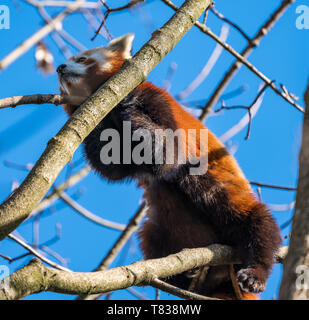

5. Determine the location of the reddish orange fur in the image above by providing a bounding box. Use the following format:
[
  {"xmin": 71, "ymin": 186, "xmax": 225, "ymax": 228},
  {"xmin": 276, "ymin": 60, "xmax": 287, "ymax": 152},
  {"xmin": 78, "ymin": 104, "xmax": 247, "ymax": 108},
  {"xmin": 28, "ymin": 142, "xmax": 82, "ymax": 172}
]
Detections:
[{"xmin": 59, "ymin": 39, "xmax": 281, "ymax": 300}]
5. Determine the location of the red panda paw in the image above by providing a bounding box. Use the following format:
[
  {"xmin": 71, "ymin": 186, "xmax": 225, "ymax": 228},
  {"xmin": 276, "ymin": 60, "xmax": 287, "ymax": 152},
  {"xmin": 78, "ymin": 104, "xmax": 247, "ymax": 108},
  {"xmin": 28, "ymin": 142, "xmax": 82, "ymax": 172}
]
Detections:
[{"xmin": 236, "ymin": 268, "xmax": 266, "ymax": 294}]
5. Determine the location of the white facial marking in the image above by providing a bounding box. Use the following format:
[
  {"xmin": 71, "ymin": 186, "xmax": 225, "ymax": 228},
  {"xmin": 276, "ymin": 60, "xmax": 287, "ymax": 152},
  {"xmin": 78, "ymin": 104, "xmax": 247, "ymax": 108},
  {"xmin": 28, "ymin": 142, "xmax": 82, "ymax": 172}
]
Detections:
[
  {"xmin": 59, "ymin": 77, "xmax": 69, "ymax": 94},
  {"xmin": 90, "ymin": 51, "xmax": 106, "ymax": 63},
  {"xmin": 65, "ymin": 59, "xmax": 87, "ymax": 76},
  {"xmin": 90, "ymin": 51, "xmax": 111, "ymax": 71}
]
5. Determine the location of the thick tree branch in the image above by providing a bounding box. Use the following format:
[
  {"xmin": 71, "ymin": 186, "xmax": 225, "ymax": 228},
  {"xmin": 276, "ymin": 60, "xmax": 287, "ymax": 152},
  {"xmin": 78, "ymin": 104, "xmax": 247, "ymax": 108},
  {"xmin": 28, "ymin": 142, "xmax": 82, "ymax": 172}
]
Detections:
[
  {"xmin": 0, "ymin": 244, "xmax": 287, "ymax": 300},
  {"xmin": 29, "ymin": 166, "xmax": 91, "ymax": 218},
  {"xmin": 76, "ymin": 202, "xmax": 147, "ymax": 300},
  {"xmin": 0, "ymin": 0, "xmax": 213, "ymax": 241},
  {"xmin": 279, "ymin": 81, "xmax": 309, "ymax": 300}
]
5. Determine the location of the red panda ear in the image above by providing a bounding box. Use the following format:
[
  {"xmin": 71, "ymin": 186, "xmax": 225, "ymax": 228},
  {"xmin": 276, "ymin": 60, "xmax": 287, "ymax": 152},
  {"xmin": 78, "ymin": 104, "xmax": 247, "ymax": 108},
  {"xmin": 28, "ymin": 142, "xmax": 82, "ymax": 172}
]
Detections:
[{"xmin": 107, "ymin": 34, "xmax": 134, "ymax": 59}]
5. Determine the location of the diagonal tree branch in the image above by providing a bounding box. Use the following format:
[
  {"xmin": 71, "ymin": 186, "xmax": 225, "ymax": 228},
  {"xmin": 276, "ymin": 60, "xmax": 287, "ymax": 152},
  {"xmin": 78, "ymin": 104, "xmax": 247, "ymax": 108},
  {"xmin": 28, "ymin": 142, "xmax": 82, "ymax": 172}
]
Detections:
[
  {"xmin": 177, "ymin": 23, "xmax": 229, "ymax": 100},
  {"xmin": 28, "ymin": 165, "xmax": 91, "ymax": 218},
  {"xmin": 76, "ymin": 201, "xmax": 147, "ymax": 300},
  {"xmin": 149, "ymin": 277, "xmax": 220, "ymax": 300},
  {"xmin": 7, "ymin": 233, "xmax": 70, "ymax": 272},
  {"xmin": 58, "ymin": 191, "xmax": 127, "ymax": 231},
  {"xmin": 279, "ymin": 80, "xmax": 309, "ymax": 300},
  {"xmin": 0, "ymin": 0, "xmax": 213, "ymax": 241},
  {"xmin": 161, "ymin": 0, "xmax": 303, "ymax": 117},
  {"xmin": 1, "ymin": 0, "xmax": 302, "ymax": 114},
  {"xmin": 0, "ymin": 0, "xmax": 86, "ymax": 71},
  {"xmin": 198, "ymin": 0, "xmax": 298, "ymax": 120},
  {"xmin": 0, "ymin": 244, "xmax": 288, "ymax": 300}
]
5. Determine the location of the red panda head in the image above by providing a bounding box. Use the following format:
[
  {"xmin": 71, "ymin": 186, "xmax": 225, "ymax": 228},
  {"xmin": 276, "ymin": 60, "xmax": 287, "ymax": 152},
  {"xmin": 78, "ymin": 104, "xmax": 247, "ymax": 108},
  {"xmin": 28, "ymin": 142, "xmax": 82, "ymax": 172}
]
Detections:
[{"xmin": 57, "ymin": 33, "xmax": 134, "ymax": 114}]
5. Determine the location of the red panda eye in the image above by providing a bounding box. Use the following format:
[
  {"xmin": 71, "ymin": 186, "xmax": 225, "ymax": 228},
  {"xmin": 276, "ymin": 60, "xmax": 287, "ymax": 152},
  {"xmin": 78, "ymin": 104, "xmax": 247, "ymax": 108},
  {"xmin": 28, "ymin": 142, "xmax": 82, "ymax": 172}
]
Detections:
[{"xmin": 77, "ymin": 57, "xmax": 87, "ymax": 63}]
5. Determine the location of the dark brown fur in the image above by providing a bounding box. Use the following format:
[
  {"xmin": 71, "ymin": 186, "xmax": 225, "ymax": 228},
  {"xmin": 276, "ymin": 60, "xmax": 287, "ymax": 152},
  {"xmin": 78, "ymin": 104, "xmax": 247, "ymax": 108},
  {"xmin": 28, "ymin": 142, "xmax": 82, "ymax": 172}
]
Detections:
[{"xmin": 60, "ymin": 53, "xmax": 281, "ymax": 300}]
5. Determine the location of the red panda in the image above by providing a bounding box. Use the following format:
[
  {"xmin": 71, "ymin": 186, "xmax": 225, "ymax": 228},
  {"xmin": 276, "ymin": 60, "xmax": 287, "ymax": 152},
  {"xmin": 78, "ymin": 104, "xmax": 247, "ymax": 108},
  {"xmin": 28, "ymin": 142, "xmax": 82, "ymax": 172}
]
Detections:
[{"xmin": 57, "ymin": 34, "xmax": 281, "ymax": 300}]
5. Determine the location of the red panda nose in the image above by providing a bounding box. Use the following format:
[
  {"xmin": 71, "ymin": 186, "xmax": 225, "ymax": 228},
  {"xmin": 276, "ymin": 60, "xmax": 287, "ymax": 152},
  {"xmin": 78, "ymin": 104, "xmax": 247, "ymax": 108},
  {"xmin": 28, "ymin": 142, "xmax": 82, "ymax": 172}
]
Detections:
[{"xmin": 57, "ymin": 64, "xmax": 67, "ymax": 74}]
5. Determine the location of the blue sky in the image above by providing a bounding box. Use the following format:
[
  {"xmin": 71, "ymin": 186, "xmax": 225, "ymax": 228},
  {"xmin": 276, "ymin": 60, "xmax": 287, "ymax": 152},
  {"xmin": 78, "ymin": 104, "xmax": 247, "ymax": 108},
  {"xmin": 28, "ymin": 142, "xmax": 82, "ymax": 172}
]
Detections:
[{"xmin": 0, "ymin": 0, "xmax": 307, "ymax": 300}]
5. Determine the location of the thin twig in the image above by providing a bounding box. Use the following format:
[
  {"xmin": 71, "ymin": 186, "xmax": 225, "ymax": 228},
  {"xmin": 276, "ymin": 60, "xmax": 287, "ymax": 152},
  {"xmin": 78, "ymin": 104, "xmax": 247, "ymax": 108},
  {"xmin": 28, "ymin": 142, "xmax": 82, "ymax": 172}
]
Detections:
[
  {"xmin": 38, "ymin": 6, "xmax": 87, "ymax": 52},
  {"xmin": 280, "ymin": 218, "xmax": 293, "ymax": 230},
  {"xmin": 229, "ymin": 264, "xmax": 243, "ymax": 300},
  {"xmin": 150, "ymin": 278, "xmax": 221, "ymax": 300},
  {"xmin": 0, "ymin": 1, "xmax": 84, "ymax": 71},
  {"xmin": 24, "ymin": 0, "xmax": 100, "ymax": 8},
  {"xmin": 218, "ymin": 83, "xmax": 266, "ymax": 142},
  {"xmin": 162, "ymin": 62, "xmax": 178, "ymax": 92},
  {"xmin": 58, "ymin": 191, "xmax": 127, "ymax": 231},
  {"xmin": 210, "ymin": 7, "xmax": 251, "ymax": 42},
  {"xmin": 7, "ymin": 233, "xmax": 70, "ymax": 272},
  {"xmin": 76, "ymin": 202, "xmax": 147, "ymax": 300},
  {"xmin": 81, "ymin": 8, "xmax": 110, "ymax": 40},
  {"xmin": 215, "ymin": 82, "xmax": 270, "ymax": 140},
  {"xmin": 249, "ymin": 181, "xmax": 297, "ymax": 191},
  {"xmin": 29, "ymin": 166, "xmax": 91, "ymax": 218},
  {"xmin": 4, "ymin": 160, "xmax": 33, "ymax": 171},
  {"xmin": 39, "ymin": 245, "xmax": 69, "ymax": 267},
  {"xmin": 161, "ymin": 0, "xmax": 303, "ymax": 118},
  {"xmin": 188, "ymin": 265, "xmax": 209, "ymax": 292},
  {"xmin": 127, "ymin": 287, "xmax": 149, "ymax": 300},
  {"xmin": 92, "ymin": 0, "xmax": 145, "ymax": 41},
  {"xmin": 177, "ymin": 23, "xmax": 229, "ymax": 100},
  {"xmin": 0, "ymin": 254, "xmax": 12, "ymax": 262},
  {"xmin": 268, "ymin": 202, "xmax": 295, "ymax": 212},
  {"xmin": 197, "ymin": 0, "xmax": 299, "ymax": 120}
]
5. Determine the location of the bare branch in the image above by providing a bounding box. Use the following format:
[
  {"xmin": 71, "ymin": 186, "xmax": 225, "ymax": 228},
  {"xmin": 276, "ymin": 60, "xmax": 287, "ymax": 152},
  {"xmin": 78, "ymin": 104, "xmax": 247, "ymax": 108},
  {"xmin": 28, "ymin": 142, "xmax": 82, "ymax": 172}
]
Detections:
[
  {"xmin": 162, "ymin": 0, "xmax": 303, "ymax": 118},
  {"xmin": 198, "ymin": 0, "xmax": 299, "ymax": 120},
  {"xmin": 58, "ymin": 191, "xmax": 127, "ymax": 231},
  {"xmin": 92, "ymin": 0, "xmax": 145, "ymax": 41},
  {"xmin": 210, "ymin": 7, "xmax": 251, "ymax": 42},
  {"xmin": 29, "ymin": 166, "xmax": 91, "ymax": 218},
  {"xmin": 38, "ymin": 6, "xmax": 87, "ymax": 52},
  {"xmin": 0, "ymin": 0, "xmax": 213, "ymax": 241},
  {"xmin": 0, "ymin": 94, "xmax": 85, "ymax": 109},
  {"xmin": 0, "ymin": 0, "xmax": 85, "ymax": 71},
  {"xmin": 229, "ymin": 264, "xmax": 243, "ymax": 300},
  {"xmin": 215, "ymin": 82, "xmax": 270, "ymax": 140},
  {"xmin": 77, "ymin": 202, "xmax": 147, "ymax": 300},
  {"xmin": 24, "ymin": 0, "xmax": 100, "ymax": 8},
  {"xmin": 268, "ymin": 202, "xmax": 295, "ymax": 212},
  {"xmin": 0, "ymin": 244, "xmax": 288, "ymax": 300},
  {"xmin": 7, "ymin": 233, "xmax": 70, "ymax": 272},
  {"xmin": 149, "ymin": 278, "xmax": 220, "ymax": 300},
  {"xmin": 279, "ymin": 80, "xmax": 309, "ymax": 300},
  {"xmin": 249, "ymin": 181, "xmax": 297, "ymax": 192},
  {"xmin": 177, "ymin": 23, "xmax": 229, "ymax": 100},
  {"xmin": 218, "ymin": 83, "xmax": 266, "ymax": 143},
  {"xmin": 162, "ymin": 62, "xmax": 178, "ymax": 92}
]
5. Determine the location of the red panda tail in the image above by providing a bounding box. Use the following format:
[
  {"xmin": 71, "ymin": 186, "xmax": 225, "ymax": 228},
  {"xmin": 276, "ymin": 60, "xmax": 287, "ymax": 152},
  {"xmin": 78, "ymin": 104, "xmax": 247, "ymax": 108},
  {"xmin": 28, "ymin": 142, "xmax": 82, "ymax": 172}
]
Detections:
[{"xmin": 211, "ymin": 291, "xmax": 259, "ymax": 300}]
